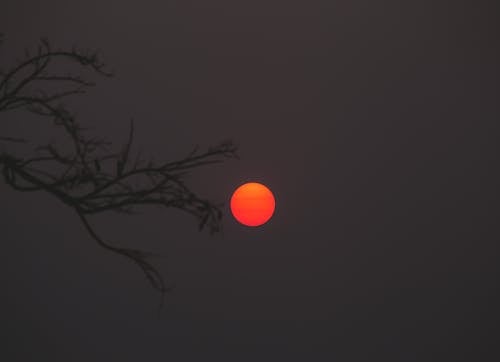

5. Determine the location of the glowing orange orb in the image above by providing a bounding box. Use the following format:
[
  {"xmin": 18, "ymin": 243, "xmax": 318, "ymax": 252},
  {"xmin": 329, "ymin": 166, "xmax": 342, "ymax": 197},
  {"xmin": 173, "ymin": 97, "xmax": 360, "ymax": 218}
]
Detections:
[{"xmin": 230, "ymin": 182, "xmax": 276, "ymax": 227}]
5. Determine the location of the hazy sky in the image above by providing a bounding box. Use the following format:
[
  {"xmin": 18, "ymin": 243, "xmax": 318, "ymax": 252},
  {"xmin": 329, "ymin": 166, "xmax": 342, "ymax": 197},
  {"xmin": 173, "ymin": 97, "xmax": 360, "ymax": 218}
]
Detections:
[{"xmin": 1, "ymin": 1, "xmax": 498, "ymax": 361}]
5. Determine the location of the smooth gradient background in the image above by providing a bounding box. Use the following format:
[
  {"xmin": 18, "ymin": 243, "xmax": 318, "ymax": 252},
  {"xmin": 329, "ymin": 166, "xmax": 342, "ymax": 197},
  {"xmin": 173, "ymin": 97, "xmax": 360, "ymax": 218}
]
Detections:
[{"xmin": 1, "ymin": 1, "xmax": 498, "ymax": 361}]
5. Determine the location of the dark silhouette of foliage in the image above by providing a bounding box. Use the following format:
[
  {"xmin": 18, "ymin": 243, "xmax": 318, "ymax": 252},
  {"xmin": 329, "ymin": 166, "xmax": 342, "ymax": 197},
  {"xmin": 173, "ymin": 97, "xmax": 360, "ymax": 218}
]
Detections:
[{"xmin": 0, "ymin": 35, "xmax": 237, "ymax": 299}]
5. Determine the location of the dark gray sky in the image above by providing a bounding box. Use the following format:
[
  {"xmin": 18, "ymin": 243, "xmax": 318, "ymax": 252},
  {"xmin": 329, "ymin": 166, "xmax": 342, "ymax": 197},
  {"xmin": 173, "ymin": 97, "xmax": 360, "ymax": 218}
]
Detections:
[{"xmin": 1, "ymin": 0, "xmax": 499, "ymax": 361}]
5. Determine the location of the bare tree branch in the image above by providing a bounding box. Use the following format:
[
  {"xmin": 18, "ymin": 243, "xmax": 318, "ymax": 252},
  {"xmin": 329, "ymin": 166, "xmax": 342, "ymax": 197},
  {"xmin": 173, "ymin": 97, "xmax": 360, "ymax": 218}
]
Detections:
[{"xmin": 0, "ymin": 36, "xmax": 238, "ymax": 299}]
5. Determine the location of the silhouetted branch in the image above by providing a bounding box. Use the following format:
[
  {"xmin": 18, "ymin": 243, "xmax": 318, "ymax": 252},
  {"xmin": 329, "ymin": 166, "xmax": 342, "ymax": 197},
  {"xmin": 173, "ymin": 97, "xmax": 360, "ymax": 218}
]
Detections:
[{"xmin": 0, "ymin": 36, "xmax": 238, "ymax": 299}]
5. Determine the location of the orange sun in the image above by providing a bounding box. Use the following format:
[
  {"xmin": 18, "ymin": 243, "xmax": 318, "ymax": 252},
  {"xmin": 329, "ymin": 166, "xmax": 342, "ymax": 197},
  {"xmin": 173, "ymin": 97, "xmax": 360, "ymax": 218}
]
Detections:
[{"xmin": 230, "ymin": 182, "xmax": 275, "ymax": 227}]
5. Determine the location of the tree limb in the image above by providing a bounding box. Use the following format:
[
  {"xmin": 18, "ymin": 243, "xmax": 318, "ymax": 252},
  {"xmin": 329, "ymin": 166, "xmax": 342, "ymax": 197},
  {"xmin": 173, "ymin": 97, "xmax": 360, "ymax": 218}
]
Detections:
[{"xmin": 0, "ymin": 36, "xmax": 238, "ymax": 299}]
